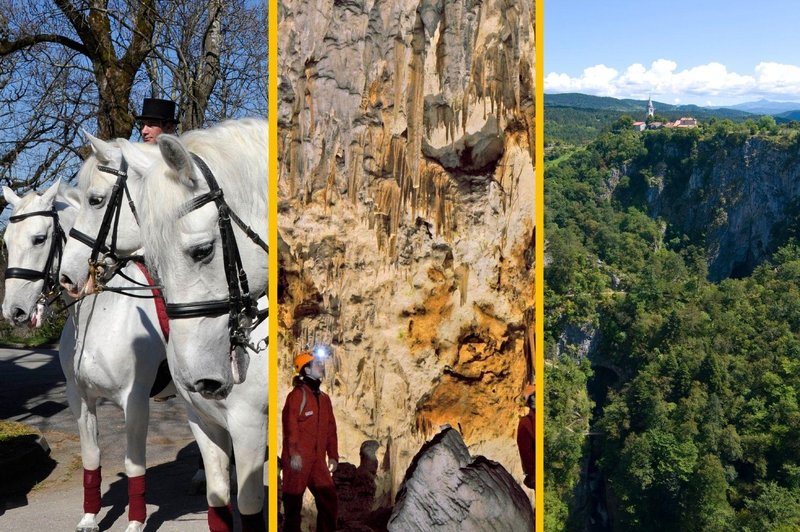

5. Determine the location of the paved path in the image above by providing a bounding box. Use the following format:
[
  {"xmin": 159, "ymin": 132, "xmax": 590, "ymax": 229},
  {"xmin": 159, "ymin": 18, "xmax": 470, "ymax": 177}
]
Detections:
[{"xmin": 0, "ymin": 345, "xmax": 247, "ymax": 531}]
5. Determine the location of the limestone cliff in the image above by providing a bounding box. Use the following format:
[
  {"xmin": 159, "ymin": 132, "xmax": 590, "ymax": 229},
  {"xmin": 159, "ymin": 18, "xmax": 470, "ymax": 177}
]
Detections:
[
  {"xmin": 277, "ymin": 0, "xmax": 535, "ymax": 520},
  {"xmin": 643, "ymin": 134, "xmax": 800, "ymax": 280}
]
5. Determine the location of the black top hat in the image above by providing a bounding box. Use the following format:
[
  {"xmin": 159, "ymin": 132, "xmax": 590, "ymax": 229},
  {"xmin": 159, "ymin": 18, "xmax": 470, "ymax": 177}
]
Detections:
[{"xmin": 136, "ymin": 98, "xmax": 178, "ymax": 124}]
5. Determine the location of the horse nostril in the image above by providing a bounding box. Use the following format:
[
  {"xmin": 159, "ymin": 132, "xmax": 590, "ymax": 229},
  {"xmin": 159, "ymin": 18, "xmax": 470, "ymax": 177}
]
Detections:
[
  {"xmin": 12, "ymin": 307, "xmax": 27, "ymax": 322},
  {"xmin": 59, "ymin": 274, "xmax": 73, "ymax": 288},
  {"xmin": 195, "ymin": 379, "xmax": 223, "ymax": 394}
]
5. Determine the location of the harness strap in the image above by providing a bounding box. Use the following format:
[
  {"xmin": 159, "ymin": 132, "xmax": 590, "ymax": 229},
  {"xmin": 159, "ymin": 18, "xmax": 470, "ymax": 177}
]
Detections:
[
  {"xmin": 9, "ymin": 210, "xmax": 57, "ymax": 222},
  {"xmin": 166, "ymin": 300, "xmax": 231, "ymax": 319},
  {"xmin": 90, "ymin": 158, "xmax": 128, "ymax": 264},
  {"xmin": 4, "ymin": 267, "xmax": 48, "ymax": 280},
  {"xmin": 133, "ymin": 261, "xmax": 169, "ymax": 341},
  {"xmin": 68, "ymin": 227, "xmax": 105, "ymax": 250},
  {"xmin": 299, "ymin": 386, "xmax": 307, "ymax": 417}
]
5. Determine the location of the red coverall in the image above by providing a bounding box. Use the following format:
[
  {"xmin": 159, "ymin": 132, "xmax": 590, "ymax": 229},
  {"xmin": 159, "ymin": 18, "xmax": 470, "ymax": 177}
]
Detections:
[
  {"xmin": 517, "ymin": 410, "xmax": 535, "ymax": 489},
  {"xmin": 282, "ymin": 378, "xmax": 339, "ymax": 532}
]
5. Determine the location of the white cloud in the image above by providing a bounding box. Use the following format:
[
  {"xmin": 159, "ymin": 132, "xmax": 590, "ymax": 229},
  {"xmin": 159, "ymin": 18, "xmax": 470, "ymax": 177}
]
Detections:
[
  {"xmin": 755, "ymin": 62, "xmax": 800, "ymax": 94},
  {"xmin": 545, "ymin": 64, "xmax": 619, "ymax": 96},
  {"xmin": 545, "ymin": 60, "xmax": 800, "ymax": 105}
]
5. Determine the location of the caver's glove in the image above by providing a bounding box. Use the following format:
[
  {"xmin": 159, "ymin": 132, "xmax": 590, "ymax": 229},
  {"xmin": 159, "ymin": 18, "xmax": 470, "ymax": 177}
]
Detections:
[{"xmin": 290, "ymin": 454, "xmax": 302, "ymax": 471}]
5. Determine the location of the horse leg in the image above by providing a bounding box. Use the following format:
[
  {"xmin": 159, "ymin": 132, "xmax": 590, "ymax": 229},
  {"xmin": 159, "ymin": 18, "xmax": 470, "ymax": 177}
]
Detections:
[
  {"xmin": 73, "ymin": 389, "xmax": 101, "ymax": 532},
  {"xmin": 122, "ymin": 390, "xmax": 150, "ymax": 532},
  {"xmin": 189, "ymin": 414, "xmax": 233, "ymax": 532},
  {"xmin": 232, "ymin": 424, "xmax": 267, "ymax": 532}
]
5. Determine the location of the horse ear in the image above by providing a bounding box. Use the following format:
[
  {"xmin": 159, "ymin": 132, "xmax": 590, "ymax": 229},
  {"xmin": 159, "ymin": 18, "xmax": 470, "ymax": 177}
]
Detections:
[
  {"xmin": 3, "ymin": 186, "xmax": 21, "ymax": 207},
  {"xmin": 157, "ymin": 135, "xmax": 196, "ymax": 188},
  {"xmin": 117, "ymin": 138, "xmax": 151, "ymax": 181},
  {"xmin": 84, "ymin": 130, "xmax": 114, "ymax": 164},
  {"xmin": 39, "ymin": 180, "xmax": 60, "ymax": 208}
]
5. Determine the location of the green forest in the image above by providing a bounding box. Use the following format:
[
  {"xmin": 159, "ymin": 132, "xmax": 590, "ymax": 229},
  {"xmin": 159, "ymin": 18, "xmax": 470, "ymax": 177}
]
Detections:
[{"xmin": 544, "ymin": 111, "xmax": 800, "ymax": 531}]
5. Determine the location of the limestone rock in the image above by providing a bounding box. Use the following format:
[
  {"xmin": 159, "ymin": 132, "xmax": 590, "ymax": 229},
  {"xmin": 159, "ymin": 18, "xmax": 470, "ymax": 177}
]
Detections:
[
  {"xmin": 387, "ymin": 427, "xmax": 533, "ymax": 530},
  {"xmin": 645, "ymin": 136, "xmax": 800, "ymax": 280},
  {"xmin": 278, "ymin": 0, "xmax": 535, "ymax": 523}
]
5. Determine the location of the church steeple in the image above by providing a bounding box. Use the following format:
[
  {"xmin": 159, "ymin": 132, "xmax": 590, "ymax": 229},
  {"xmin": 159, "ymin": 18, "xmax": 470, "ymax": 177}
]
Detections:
[{"xmin": 647, "ymin": 95, "xmax": 655, "ymax": 118}]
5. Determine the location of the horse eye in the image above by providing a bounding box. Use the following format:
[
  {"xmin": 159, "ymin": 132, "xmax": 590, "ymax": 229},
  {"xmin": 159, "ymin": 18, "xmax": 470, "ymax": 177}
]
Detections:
[
  {"xmin": 88, "ymin": 195, "xmax": 104, "ymax": 207},
  {"xmin": 33, "ymin": 235, "xmax": 47, "ymax": 246},
  {"xmin": 189, "ymin": 243, "xmax": 214, "ymax": 262}
]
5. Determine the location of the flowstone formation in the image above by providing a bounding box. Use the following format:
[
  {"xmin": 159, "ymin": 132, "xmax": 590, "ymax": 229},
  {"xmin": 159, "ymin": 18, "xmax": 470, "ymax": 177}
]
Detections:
[
  {"xmin": 278, "ymin": 0, "xmax": 535, "ymax": 523},
  {"xmin": 388, "ymin": 427, "xmax": 534, "ymax": 531}
]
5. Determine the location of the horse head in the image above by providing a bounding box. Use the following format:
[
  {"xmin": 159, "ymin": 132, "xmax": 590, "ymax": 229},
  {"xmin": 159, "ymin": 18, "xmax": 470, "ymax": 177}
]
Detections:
[
  {"xmin": 59, "ymin": 133, "xmax": 155, "ymax": 297},
  {"xmin": 121, "ymin": 119, "xmax": 269, "ymax": 400},
  {"xmin": 3, "ymin": 181, "xmax": 81, "ymax": 325}
]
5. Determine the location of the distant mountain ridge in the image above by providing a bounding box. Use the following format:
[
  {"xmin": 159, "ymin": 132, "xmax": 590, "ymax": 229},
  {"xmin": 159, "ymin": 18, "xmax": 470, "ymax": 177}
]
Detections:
[
  {"xmin": 721, "ymin": 98, "xmax": 800, "ymax": 115},
  {"xmin": 545, "ymin": 92, "xmax": 755, "ymax": 120}
]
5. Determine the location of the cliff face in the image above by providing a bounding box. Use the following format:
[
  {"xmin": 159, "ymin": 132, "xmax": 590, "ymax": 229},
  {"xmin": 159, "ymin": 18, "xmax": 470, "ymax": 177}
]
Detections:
[
  {"xmin": 277, "ymin": 0, "xmax": 535, "ymax": 512},
  {"xmin": 645, "ymin": 135, "xmax": 800, "ymax": 280}
]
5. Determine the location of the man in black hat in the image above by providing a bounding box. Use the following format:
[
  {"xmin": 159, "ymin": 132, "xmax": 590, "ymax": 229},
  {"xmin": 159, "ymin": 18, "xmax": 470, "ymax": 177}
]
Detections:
[{"xmin": 136, "ymin": 97, "xmax": 178, "ymax": 143}]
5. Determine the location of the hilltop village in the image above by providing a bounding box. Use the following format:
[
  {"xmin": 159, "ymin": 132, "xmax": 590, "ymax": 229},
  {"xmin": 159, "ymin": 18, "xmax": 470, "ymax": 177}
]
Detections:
[{"xmin": 632, "ymin": 96, "xmax": 698, "ymax": 130}]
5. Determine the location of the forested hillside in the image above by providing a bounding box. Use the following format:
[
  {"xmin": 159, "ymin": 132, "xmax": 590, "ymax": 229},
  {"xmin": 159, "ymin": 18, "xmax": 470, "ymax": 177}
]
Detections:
[{"xmin": 545, "ymin": 116, "xmax": 800, "ymax": 531}]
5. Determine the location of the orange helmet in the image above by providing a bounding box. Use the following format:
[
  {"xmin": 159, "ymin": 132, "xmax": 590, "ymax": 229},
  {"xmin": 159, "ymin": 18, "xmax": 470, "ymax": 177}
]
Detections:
[
  {"xmin": 522, "ymin": 384, "xmax": 536, "ymax": 402},
  {"xmin": 293, "ymin": 351, "xmax": 314, "ymax": 374}
]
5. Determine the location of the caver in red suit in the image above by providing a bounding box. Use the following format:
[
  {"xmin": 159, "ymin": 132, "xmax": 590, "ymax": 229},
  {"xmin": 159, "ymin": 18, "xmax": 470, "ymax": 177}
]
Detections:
[
  {"xmin": 282, "ymin": 355, "xmax": 339, "ymax": 532},
  {"xmin": 517, "ymin": 384, "xmax": 536, "ymax": 490}
]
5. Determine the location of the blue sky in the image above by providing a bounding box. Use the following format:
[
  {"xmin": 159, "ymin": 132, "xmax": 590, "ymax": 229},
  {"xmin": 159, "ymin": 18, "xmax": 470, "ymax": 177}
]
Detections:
[{"xmin": 545, "ymin": 0, "xmax": 800, "ymax": 106}]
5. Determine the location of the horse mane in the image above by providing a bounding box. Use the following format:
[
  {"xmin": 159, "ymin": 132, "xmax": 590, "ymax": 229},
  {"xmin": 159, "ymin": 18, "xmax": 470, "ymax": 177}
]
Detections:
[{"xmin": 138, "ymin": 118, "xmax": 268, "ymax": 273}]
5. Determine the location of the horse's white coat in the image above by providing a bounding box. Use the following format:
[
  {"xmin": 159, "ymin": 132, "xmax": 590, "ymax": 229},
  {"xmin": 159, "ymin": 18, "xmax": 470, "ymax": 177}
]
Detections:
[{"xmin": 3, "ymin": 182, "xmax": 171, "ymax": 532}]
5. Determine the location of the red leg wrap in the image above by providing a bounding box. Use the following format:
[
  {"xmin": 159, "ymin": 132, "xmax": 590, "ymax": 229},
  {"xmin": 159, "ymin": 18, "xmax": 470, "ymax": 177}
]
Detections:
[
  {"xmin": 83, "ymin": 467, "xmax": 102, "ymax": 514},
  {"xmin": 240, "ymin": 510, "xmax": 267, "ymax": 532},
  {"xmin": 208, "ymin": 504, "xmax": 234, "ymax": 532},
  {"xmin": 127, "ymin": 474, "xmax": 146, "ymax": 523}
]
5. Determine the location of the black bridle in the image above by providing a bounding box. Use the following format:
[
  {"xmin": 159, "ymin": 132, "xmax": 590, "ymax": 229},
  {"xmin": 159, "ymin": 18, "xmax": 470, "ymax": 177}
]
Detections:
[
  {"xmin": 67, "ymin": 157, "xmax": 157, "ymax": 296},
  {"xmin": 165, "ymin": 153, "xmax": 268, "ymax": 353},
  {"xmin": 4, "ymin": 206, "xmax": 66, "ymax": 307}
]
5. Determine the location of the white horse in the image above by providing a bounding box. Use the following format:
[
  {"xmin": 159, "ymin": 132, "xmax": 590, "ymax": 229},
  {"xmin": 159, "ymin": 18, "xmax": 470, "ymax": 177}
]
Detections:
[
  {"xmin": 61, "ymin": 119, "xmax": 269, "ymax": 531},
  {"xmin": 3, "ymin": 181, "xmax": 174, "ymax": 532}
]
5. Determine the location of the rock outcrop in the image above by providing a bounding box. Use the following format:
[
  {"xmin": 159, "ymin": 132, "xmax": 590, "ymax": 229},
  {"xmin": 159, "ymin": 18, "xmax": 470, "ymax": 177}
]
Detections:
[
  {"xmin": 645, "ymin": 135, "xmax": 800, "ymax": 280},
  {"xmin": 277, "ymin": 0, "xmax": 535, "ymax": 522},
  {"xmin": 388, "ymin": 427, "xmax": 533, "ymax": 530}
]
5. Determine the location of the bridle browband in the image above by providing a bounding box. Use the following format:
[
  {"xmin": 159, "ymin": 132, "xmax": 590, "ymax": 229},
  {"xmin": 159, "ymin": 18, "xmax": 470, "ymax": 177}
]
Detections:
[
  {"xmin": 165, "ymin": 153, "xmax": 268, "ymax": 353},
  {"xmin": 4, "ymin": 206, "xmax": 66, "ymax": 307}
]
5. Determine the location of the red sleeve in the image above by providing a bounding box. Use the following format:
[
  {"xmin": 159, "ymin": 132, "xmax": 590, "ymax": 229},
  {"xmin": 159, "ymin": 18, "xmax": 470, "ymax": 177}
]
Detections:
[
  {"xmin": 517, "ymin": 416, "xmax": 535, "ymax": 476},
  {"xmin": 282, "ymin": 388, "xmax": 300, "ymax": 456},
  {"xmin": 326, "ymin": 395, "xmax": 339, "ymax": 461}
]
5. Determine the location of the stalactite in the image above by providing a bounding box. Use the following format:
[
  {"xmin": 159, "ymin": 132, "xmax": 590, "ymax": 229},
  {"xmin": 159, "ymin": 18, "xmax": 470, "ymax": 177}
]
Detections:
[
  {"xmin": 304, "ymin": 60, "xmax": 316, "ymax": 138},
  {"xmin": 373, "ymin": 179, "xmax": 402, "ymax": 258},
  {"xmin": 406, "ymin": 21, "xmax": 426, "ymax": 193},
  {"xmin": 288, "ymin": 78, "xmax": 306, "ymax": 200},
  {"xmin": 393, "ymin": 37, "xmax": 407, "ymax": 124},
  {"xmin": 456, "ymin": 264, "xmax": 470, "ymax": 306},
  {"xmin": 348, "ymin": 133, "xmax": 366, "ymax": 205}
]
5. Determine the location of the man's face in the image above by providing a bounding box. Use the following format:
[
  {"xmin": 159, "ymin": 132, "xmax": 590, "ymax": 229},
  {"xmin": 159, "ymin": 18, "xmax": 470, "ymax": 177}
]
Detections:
[
  {"xmin": 307, "ymin": 358, "xmax": 325, "ymax": 380},
  {"xmin": 139, "ymin": 120, "xmax": 174, "ymax": 143}
]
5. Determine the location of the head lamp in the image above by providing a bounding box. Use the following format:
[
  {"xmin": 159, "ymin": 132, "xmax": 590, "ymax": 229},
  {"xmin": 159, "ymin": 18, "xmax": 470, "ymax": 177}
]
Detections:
[{"xmin": 313, "ymin": 344, "xmax": 331, "ymax": 360}]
